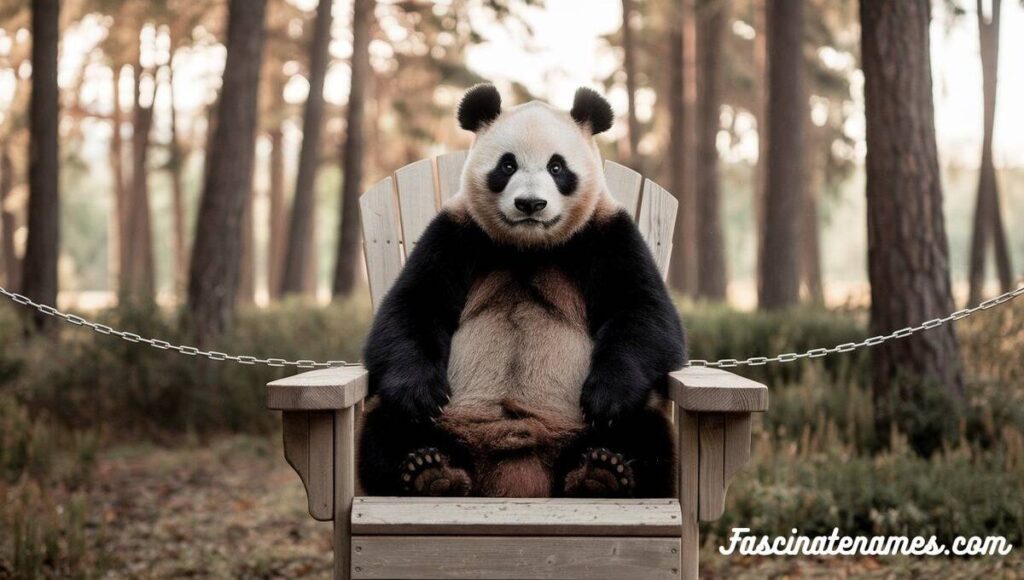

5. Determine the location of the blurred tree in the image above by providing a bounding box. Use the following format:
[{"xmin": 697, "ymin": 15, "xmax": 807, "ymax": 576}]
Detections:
[
  {"xmin": 332, "ymin": 0, "xmax": 374, "ymax": 298},
  {"xmin": 188, "ymin": 0, "xmax": 267, "ymax": 342},
  {"xmin": 695, "ymin": 0, "xmax": 728, "ymax": 300},
  {"xmin": 758, "ymin": 0, "xmax": 805, "ymax": 310},
  {"xmin": 861, "ymin": 0, "xmax": 963, "ymax": 453},
  {"xmin": 621, "ymin": 0, "xmax": 641, "ymax": 166},
  {"xmin": 280, "ymin": 0, "xmax": 333, "ymax": 298},
  {"xmin": 122, "ymin": 59, "xmax": 157, "ymax": 302},
  {"xmin": 21, "ymin": 0, "xmax": 60, "ymax": 326},
  {"xmin": 267, "ymin": 127, "xmax": 287, "ymax": 299},
  {"xmin": 0, "ymin": 143, "xmax": 15, "ymax": 290},
  {"xmin": 967, "ymin": 0, "xmax": 1013, "ymax": 304},
  {"xmin": 667, "ymin": 0, "xmax": 698, "ymax": 296}
]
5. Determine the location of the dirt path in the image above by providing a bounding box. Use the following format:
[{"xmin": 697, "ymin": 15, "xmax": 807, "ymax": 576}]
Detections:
[{"xmin": 86, "ymin": 436, "xmax": 1023, "ymax": 579}]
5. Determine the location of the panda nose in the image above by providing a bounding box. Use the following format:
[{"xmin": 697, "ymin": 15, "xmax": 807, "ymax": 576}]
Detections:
[{"xmin": 514, "ymin": 197, "xmax": 547, "ymax": 215}]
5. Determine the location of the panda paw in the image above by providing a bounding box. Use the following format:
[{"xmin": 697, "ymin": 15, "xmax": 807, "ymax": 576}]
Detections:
[
  {"xmin": 400, "ymin": 447, "xmax": 472, "ymax": 497},
  {"xmin": 563, "ymin": 447, "xmax": 635, "ymax": 498}
]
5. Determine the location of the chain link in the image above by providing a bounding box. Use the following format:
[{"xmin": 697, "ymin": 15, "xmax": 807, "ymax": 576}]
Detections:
[
  {"xmin": 0, "ymin": 286, "xmax": 360, "ymax": 370},
  {"xmin": 3, "ymin": 282, "xmax": 1023, "ymax": 370}
]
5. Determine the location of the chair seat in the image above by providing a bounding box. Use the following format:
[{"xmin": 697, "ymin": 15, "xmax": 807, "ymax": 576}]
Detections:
[
  {"xmin": 350, "ymin": 497, "xmax": 683, "ymax": 579},
  {"xmin": 351, "ymin": 496, "xmax": 682, "ymax": 536}
]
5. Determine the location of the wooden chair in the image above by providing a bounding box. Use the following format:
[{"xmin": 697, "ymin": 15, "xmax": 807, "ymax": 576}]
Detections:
[{"xmin": 265, "ymin": 152, "xmax": 769, "ymax": 580}]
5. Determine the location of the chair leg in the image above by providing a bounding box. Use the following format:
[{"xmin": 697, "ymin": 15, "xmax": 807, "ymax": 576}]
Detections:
[
  {"xmin": 677, "ymin": 409, "xmax": 699, "ymax": 580},
  {"xmin": 334, "ymin": 406, "xmax": 356, "ymax": 580}
]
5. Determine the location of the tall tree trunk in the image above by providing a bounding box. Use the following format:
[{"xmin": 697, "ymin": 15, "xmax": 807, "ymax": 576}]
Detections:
[
  {"xmin": 668, "ymin": 0, "xmax": 699, "ymax": 296},
  {"xmin": 801, "ymin": 165, "xmax": 823, "ymax": 304},
  {"xmin": 967, "ymin": 0, "xmax": 1012, "ymax": 305},
  {"xmin": 0, "ymin": 144, "xmax": 17, "ymax": 291},
  {"xmin": 187, "ymin": 0, "xmax": 267, "ymax": 344},
  {"xmin": 281, "ymin": 0, "xmax": 333, "ymax": 297},
  {"xmin": 167, "ymin": 55, "xmax": 189, "ymax": 299},
  {"xmin": 122, "ymin": 65, "xmax": 156, "ymax": 303},
  {"xmin": 110, "ymin": 65, "xmax": 127, "ymax": 290},
  {"xmin": 267, "ymin": 128, "xmax": 286, "ymax": 300},
  {"xmin": 759, "ymin": 0, "xmax": 805, "ymax": 309},
  {"xmin": 694, "ymin": 0, "xmax": 728, "ymax": 301},
  {"xmin": 621, "ymin": 0, "xmax": 641, "ymax": 166},
  {"xmin": 753, "ymin": 0, "xmax": 768, "ymax": 303},
  {"xmin": 332, "ymin": 0, "xmax": 374, "ymax": 298},
  {"xmin": 237, "ymin": 189, "xmax": 255, "ymax": 304},
  {"xmin": 21, "ymin": 0, "xmax": 60, "ymax": 326},
  {"xmin": 861, "ymin": 0, "xmax": 964, "ymax": 453}
]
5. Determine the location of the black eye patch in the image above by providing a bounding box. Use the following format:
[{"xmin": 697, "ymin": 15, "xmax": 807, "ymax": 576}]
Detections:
[
  {"xmin": 547, "ymin": 154, "xmax": 578, "ymax": 195},
  {"xmin": 487, "ymin": 152, "xmax": 517, "ymax": 193}
]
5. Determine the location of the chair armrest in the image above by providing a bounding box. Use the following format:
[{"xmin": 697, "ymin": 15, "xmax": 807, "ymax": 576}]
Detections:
[
  {"xmin": 668, "ymin": 367, "xmax": 768, "ymax": 413},
  {"xmin": 266, "ymin": 365, "xmax": 369, "ymax": 411}
]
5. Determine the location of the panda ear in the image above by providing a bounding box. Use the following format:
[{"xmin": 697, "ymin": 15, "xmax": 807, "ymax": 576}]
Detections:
[
  {"xmin": 570, "ymin": 87, "xmax": 613, "ymax": 135},
  {"xmin": 458, "ymin": 84, "xmax": 502, "ymax": 132}
]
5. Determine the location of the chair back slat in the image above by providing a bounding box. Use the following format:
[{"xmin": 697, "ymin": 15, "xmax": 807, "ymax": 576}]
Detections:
[
  {"xmin": 359, "ymin": 177, "xmax": 404, "ymax": 311},
  {"xmin": 436, "ymin": 151, "xmax": 469, "ymax": 204},
  {"xmin": 394, "ymin": 158, "xmax": 439, "ymax": 257},
  {"xmin": 636, "ymin": 179, "xmax": 679, "ymax": 281},
  {"xmin": 361, "ymin": 153, "xmax": 679, "ymax": 312},
  {"xmin": 603, "ymin": 161, "xmax": 643, "ymax": 218}
]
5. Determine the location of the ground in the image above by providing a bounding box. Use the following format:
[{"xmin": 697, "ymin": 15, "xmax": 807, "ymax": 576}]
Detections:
[{"xmin": 77, "ymin": 436, "xmax": 1023, "ymax": 579}]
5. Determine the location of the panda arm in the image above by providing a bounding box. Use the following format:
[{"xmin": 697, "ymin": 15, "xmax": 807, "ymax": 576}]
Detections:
[
  {"xmin": 363, "ymin": 210, "xmax": 481, "ymax": 421},
  {"xmin": 580, "ymin": 210, "xmax": 687, "ymax": 424}
]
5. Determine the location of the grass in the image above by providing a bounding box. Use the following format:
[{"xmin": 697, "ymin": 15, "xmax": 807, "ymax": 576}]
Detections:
[{"xmin": 0, "ymin": 295, "xmax": 1021, "ymax": 576}]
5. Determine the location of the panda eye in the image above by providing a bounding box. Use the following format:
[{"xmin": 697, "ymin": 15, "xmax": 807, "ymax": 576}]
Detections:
[
  {"xmin": 501, "ymin": 158, "xmax": 517, "ymax": 175},
  {"xmin": 548, "ymin": 161, "xmax": 563, "ymax": 175}
]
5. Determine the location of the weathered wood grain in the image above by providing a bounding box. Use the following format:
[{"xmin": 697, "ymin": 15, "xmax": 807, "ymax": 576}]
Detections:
[
  {"xmin": 351, "ymin": 497, "xmax": 681, "ymax": 536},
  {"xmin": 668, "ymin": 367, "xmax": 769, "ymax": 413},
  {"xmin": 350, "ymin": 536, "xmax": 682, "ymax": 579},
  {"xmin": 603, "ymin": 160, "xmax": 643, "ymax": 218},
  {"xmin": 637, "ymin": 179, "xmax": 679, "ymax": 280},
  {"xmin": 697, "ymin": 414, "xmax": 724, "ymax": 522},
  {"xmin": 359, "ymin": 177, "xmax": 403, "ymax": 310},
  {"xmin": 394, "ymin": 158, "xmax": 439, "ymax": 255},
  {"xmin": 436, "ymin": 150, "xmax": 469, "ymax": 203},
  {"xmin": 267, "ymin": 366, "xmax": 368, "ymax": 410},
  {"xmin": 677, "ymin": 410, "xmax": 700, "ymax": 580},
  {"xmin": 335, "ymin": 406, "xmax": 356, "ymax": 580},
  {"xmin": 282, "ymin": 411, "xmax": 334, "ymax": 521}
]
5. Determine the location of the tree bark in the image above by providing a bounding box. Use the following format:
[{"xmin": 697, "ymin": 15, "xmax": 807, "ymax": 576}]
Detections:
[
  {"xmin": 621, "ymin": 0, "xmax": 641, "ymax": 166},
  {"xmin": 667, "ymin": 0, "xmax": 699, "ymax": 296},
  {"xmin": 861, "ymin": 0, "xmax": 964, "ymax": 451},
  {"xmin": 237, "ymin": 188, "xmax": 255, "ymax": 304},
  {"xmin": 21, "ymin": 0, "xmax": 60, "ymax": 326},
  {"xmin": 167, "ymin": 54, "xmax": 189, "ymax": 299},
  {"xmin": 281, "ymin": 0, "xmax": 333, "ymax": 297},
  {"xmin": 0, "ymin": 143, "xmax": 17, "ymax": 291},
  {"xmin": 332, "ymin": 0, "xmax": 374, "ymax": 298},
  {"xmin": 801, "ymin": 178, "xmax": 823, "ymax": 304},
  {"xmin": 267, "ymin": 128, "xmax": 287, "ymax": 300},
  {"xmin": 753, "ymin": 0, "xmax": 768, "ymax": 304},
  {"xmin": 759, "ymin": 0, "xmax": 805, "ymax": 309},
  {"xmin": 187, "ymin": 0, "xmax": 267, "ymax": 343},
  {"xmin": 967, "ymin": 0, "xmax": 1012, "ymax": 305},
  {"xmin": 694, "ymin": 0, "xmax": 728, "ymax": 301},
  {"xmin": 121, "ymin": 64, "xmax": 156, "ymax": 303},
  {"xmin": 110, "ymin": 65, "xmax": 127, "ymax": 290}
]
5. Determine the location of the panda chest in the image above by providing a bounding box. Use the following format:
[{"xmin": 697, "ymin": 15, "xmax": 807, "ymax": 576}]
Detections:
[{"xmin": 446, "ymin": 267, "xmax": 593, "ymax": 414}]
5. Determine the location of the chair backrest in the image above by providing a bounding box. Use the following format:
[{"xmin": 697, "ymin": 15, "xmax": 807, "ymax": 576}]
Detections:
[{"xmin": 360, "ymin": 151, "xmax": 678, "ymax": 312}]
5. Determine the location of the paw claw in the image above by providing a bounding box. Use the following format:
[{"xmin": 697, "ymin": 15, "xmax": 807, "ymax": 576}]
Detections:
[
  {"xmin": 564, "ymin": 447, "xmax": 635, "ymax": 498},
  {"xmin": 399, "ymin": 448, "xmax": 472, "ymax": 497}
]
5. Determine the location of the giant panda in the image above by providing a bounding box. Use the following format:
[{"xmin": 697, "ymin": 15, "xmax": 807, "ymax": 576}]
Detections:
[{"xmin": 359, "ymin": 84, "xmax": 686, "ymax": 498}]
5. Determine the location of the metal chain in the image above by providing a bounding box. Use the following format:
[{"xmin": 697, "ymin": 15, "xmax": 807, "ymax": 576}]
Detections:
[
  {"xmin": 0, "ymin": 286, "xmax": 360, "ymax": 369},
  {"xmin": 2, "ymin": 282, "xmax": 1023, "ymax": 370}
]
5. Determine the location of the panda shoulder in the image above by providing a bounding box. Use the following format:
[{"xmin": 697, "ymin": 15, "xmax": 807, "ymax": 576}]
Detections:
[{"xmin": 420, "ymin": 196, "xmax": 483, "ymax": 246}]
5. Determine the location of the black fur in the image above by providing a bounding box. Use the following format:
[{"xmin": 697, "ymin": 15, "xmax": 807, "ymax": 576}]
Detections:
[
  {"xmin": 547, "ymin": 154, "xmax": 578, "ymax": 195},
  {"xmin": 570, "ymin": 87, "xmax": 614, "ymax": 135},
  {"xmin": 458, "ymin": 84, "xmax": 502, "ymax": 132},
  {"xmin": 360, "ymin": 208, "xmax": 686, "ymax": 496},
  {"xmin": 487, "ymin": 153, "xmax": 518, "ymax": 193}
]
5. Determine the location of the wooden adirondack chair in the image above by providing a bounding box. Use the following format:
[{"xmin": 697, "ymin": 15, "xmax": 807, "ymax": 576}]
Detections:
[{"xmin": 265, "ymin": 152, "xmax": 769, "ymax": 580}]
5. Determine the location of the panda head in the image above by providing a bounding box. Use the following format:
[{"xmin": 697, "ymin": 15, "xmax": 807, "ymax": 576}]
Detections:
[{"xmin": 456, "ymin": 84, "xmax": 616, "ymax": 248}]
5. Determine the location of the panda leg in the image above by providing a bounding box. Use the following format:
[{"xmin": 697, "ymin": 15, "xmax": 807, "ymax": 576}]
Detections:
[
  {"xmin": 358, "ymin": 402, "xmax": 475, "ymax": 496},
  {"xmin": 554, "ymin": 406, "xmax": 676, "ymax": 498}
]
